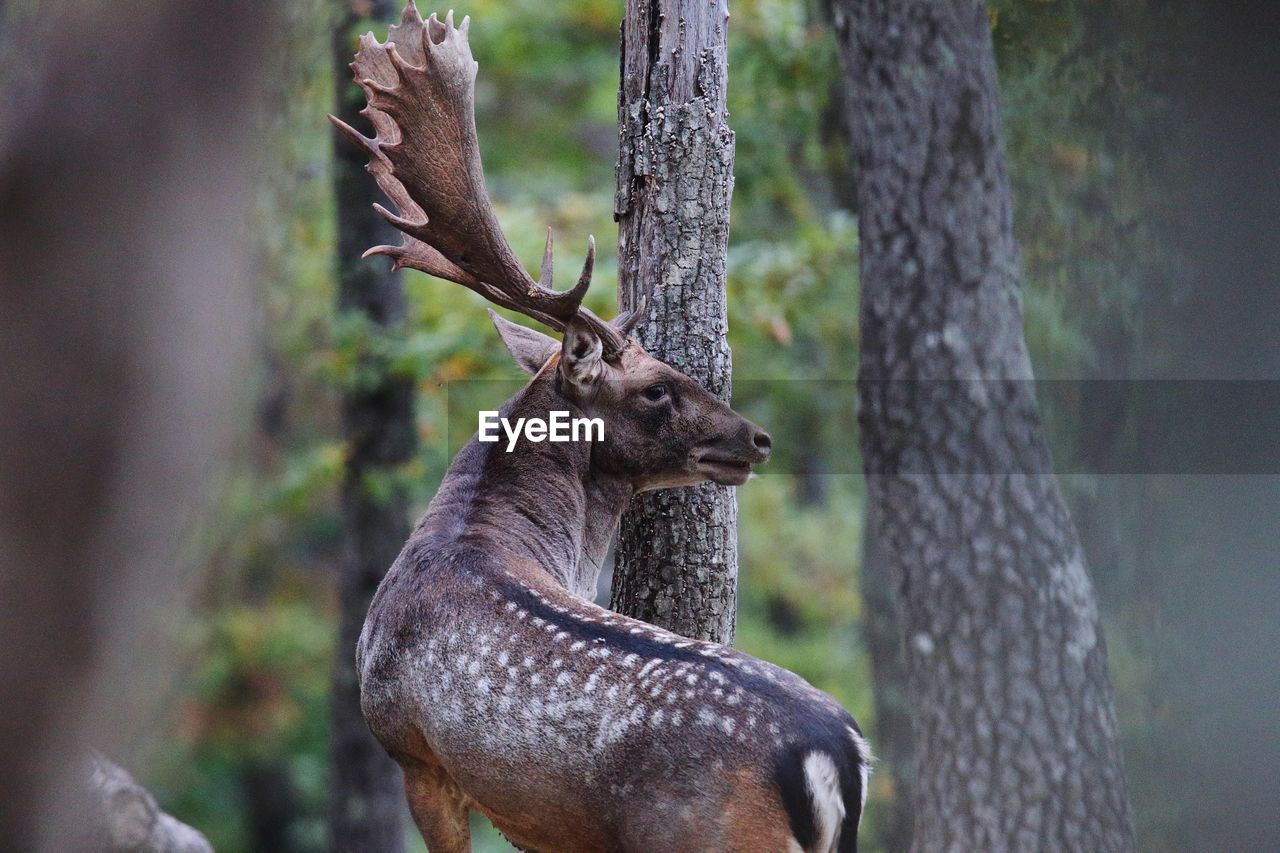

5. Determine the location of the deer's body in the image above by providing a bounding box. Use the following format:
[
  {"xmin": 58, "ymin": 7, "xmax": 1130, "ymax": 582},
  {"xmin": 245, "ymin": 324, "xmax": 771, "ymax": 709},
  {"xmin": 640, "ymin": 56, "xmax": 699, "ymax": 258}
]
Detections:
[
  {"xmin": 360, "ymin": 359, "xmax": 868, "ymax": 852},
  {"xmin": 334, "ymin": 6, "xmax": 869, "ymax": 849}
]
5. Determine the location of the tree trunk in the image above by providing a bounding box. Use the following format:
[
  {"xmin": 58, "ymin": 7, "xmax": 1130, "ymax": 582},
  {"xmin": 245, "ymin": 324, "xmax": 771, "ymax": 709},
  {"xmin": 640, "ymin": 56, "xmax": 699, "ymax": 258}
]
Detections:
[
  {"xmin": 0, "ymin": 0, "xmax": 271, "ymax": 845},
  {"xmin": 329, "ymin": 2, "xmax": 414, "ymax": 850},
  {"xmin": 859, "ymin": 504, "xmax": 915, "ymax": 852},
  {"xmin": 611, "ymin": 0, "xmax": 738, "ymax": 643},
  {"xmin": 831, "ymin": 2, "xmax": 1134, "ymax": 849}
]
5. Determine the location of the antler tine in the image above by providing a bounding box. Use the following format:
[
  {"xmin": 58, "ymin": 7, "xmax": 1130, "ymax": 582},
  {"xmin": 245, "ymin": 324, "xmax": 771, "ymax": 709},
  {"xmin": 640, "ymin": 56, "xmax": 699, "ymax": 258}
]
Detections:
[
  {"xmin": 333, "ymin": 4, "xmax": 620, "ymax": 345},
  {"xmin": 611, "ymin": 292, "xmax": 647, "ymax": 337},
  {"xmin": 539, "ymin": 227, "xmax": 554, "ymax": 290}
]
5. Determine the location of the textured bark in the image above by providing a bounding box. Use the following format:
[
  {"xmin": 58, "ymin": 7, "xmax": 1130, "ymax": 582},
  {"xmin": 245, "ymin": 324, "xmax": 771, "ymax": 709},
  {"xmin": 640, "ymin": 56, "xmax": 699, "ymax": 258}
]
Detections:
[
  {"xmin": 611, "ymin": 0, "xmax": 738, "ymax": 643},
  {"xmin": 329, "ymin": 2, "xmax": 414, "ymax": 850},
  {"xmin": 859, "ymin": 504, "xmax": 915, "ymax": 852},
  {"xmin": 831, "ymin": 2, "xmax": 1134, "ymax": 850}
]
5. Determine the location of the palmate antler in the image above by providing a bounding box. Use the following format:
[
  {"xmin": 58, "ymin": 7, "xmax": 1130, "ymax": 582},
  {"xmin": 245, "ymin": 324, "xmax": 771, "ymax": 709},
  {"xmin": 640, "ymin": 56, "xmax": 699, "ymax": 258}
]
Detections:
[{"xmin": 331, "ymin": 3, "xmax": 640, "ymax": 357}]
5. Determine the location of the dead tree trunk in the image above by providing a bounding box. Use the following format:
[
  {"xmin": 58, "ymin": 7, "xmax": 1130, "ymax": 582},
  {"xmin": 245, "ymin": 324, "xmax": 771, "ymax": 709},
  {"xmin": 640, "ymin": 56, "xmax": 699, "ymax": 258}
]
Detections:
[
  {"xmin": 328, "ymin": 2, "xmax": 413, "ymax": 850},
  {"xmin": 831, "ymin": 1, "xmax": 1134, "ymax": 849},
  {"xmin": 611, "ymin": 0, "xmax": 738, "ymax": 643}
]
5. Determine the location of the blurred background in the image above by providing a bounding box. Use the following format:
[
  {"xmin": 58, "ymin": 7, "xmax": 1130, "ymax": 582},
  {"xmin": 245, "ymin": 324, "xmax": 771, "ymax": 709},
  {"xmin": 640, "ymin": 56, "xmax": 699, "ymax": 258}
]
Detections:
[{"xmin": 4, "ymin": 0, "xmax": 1275, "ymax": 850}]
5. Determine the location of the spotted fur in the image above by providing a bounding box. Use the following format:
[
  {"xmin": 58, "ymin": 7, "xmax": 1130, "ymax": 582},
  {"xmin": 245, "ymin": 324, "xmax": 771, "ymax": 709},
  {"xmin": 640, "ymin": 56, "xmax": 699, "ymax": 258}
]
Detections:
[{"xmin": 357, "ymin": 355, "xmax": 868, "ymax": 851}]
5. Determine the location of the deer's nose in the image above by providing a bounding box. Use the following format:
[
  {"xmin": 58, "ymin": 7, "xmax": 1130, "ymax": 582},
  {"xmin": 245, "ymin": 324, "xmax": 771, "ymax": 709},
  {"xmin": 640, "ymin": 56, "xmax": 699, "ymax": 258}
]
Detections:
[{"xmin": 751, "ymin": 427, "xmax": 772, "ymax": 460}]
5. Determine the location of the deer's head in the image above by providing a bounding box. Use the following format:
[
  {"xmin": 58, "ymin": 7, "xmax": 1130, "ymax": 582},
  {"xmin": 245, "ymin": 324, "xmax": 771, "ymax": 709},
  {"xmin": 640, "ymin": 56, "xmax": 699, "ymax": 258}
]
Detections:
[
  {"xmin": 332, "ymin": 5, "xmax": 769, "ymax": 491},
  {"xmin": 489, "ymin": 312, "xmax": 770, "ymax": 490}
]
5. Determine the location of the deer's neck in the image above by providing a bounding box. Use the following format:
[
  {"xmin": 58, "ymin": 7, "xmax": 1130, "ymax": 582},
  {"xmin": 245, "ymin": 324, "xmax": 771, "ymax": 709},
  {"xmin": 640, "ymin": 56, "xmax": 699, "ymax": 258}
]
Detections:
[{"xmin": 422, "ymin": 377, "xmax": 630, "ymax": 599}]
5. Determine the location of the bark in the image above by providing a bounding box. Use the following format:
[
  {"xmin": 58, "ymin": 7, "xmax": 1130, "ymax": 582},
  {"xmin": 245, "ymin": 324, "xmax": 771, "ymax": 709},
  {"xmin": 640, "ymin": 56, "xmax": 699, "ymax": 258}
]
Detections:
[
  {"xmin": 831, "ymin": 2, "xmax": 1134, "ymax": 849},
  {"xmin": 611, "ymin": 0, "xmax": 738, "ymax": 643},
  {"xmin": 859, "ymin": 504, "xmax": 914, "ymax": 852},
  {"xmin": 809, "ymin": 1, "xmax": 916, "ymax": 843},
  {"xmin": 328, "ymin": 2, "xmax": 414, "ymax": 850}
]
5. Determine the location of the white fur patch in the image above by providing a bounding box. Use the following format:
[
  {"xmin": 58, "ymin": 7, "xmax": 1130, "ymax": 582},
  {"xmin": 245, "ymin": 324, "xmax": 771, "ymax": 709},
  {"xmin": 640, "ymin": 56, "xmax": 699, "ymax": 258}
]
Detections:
[
  {"xmin": 803, "ymin": 751, "xmax": 845, "ymax": 853},
  {"xmin": 847, "ymin": 725, "xmax": 873, "ymax": 816}
]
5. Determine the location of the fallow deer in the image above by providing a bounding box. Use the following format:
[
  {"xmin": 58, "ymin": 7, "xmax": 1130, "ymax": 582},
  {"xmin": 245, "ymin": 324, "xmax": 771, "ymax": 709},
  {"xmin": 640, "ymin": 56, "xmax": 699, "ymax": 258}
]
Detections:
[{"xmin": 332, "ymin": 5, "xmax": 870, "ymax": 850}]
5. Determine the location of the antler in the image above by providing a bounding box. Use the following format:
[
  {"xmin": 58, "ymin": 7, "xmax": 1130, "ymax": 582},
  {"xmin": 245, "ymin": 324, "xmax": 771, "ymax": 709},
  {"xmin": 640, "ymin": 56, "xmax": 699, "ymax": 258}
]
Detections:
[{"xmin": 330, "ymin": 3, "xmax": 631, "ymax": 357}]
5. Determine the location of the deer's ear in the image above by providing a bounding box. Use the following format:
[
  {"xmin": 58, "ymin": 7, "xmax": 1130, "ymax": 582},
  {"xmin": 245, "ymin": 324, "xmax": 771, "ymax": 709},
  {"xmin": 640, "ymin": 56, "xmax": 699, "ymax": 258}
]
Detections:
[
  {"xmin": 489, "ymin": 310, "xmax": 558, "ymax": 375},
  {"xmin": 559, "ymin": 315, "xmax": 604, "ymax": 391}
]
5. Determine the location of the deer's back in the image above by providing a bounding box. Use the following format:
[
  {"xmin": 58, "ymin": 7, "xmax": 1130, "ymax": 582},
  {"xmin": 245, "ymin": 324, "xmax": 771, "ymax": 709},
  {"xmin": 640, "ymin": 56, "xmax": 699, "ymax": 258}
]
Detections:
[{"xmin": 357, "ymin": 537, "xmax": 868, "ymax": 850}]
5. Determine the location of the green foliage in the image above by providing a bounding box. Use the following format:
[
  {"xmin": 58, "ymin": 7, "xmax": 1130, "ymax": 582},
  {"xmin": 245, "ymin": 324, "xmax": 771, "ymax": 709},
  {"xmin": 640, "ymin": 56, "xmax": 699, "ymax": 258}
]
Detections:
[{"xmin": 153, "ymin": 600, "xmax": 336, "ymax": 851}]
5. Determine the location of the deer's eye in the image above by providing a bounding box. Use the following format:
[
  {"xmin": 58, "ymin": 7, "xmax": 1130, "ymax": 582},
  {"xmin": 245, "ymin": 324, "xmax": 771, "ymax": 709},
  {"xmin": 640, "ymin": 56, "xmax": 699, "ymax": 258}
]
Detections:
[{"xmin": 643, "ymin": 383, "xmax": 669, "ymax": 402}]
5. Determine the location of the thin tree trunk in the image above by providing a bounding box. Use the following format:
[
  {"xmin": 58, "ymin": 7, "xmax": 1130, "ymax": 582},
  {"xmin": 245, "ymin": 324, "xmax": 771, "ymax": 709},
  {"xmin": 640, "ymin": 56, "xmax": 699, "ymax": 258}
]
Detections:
[
  {"xmin": 329, "ymin": 2, "xmax": 413, "ymax": 850},
  {"xmin": 611, "ymin": 0, "xmax": 738, "ymax": 643},
  {"xmin": 831, "ymin": 1, "xmax": 1134, "ymax": 849}
]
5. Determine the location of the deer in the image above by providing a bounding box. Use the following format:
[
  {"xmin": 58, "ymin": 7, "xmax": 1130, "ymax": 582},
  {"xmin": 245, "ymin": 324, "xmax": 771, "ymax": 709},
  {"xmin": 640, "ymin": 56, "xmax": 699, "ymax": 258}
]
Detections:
[{"xmin": 331, "ymin": 5, "xmax": 870, "ymax": 851}]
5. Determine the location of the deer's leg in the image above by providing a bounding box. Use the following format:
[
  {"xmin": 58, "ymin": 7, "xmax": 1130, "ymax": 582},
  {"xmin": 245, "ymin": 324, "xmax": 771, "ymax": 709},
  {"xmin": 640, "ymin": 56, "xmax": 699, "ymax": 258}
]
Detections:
[{"xmin": 401, "ymin": 760, "xmax": 471, "ymax": 853}]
